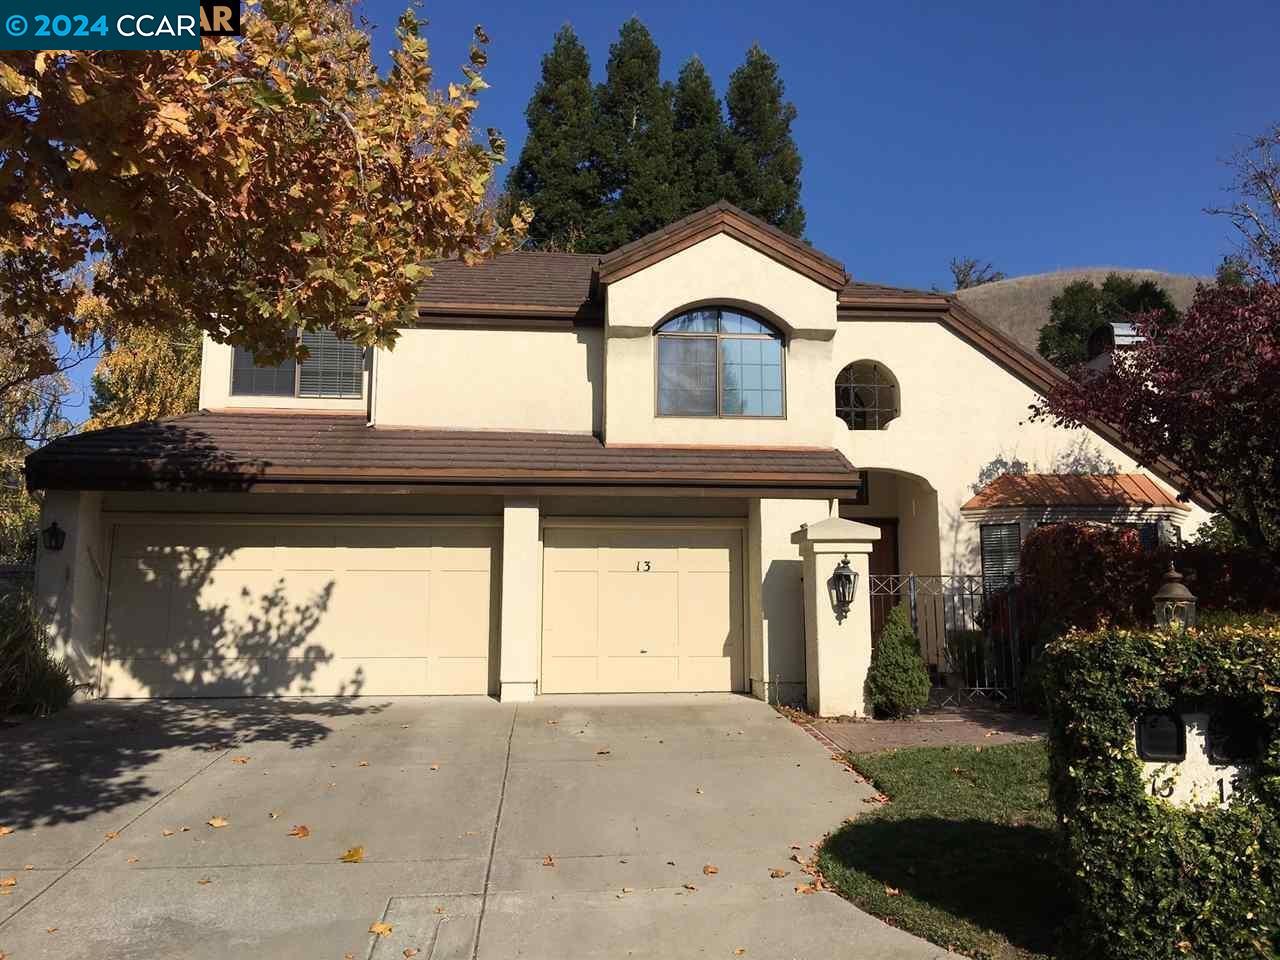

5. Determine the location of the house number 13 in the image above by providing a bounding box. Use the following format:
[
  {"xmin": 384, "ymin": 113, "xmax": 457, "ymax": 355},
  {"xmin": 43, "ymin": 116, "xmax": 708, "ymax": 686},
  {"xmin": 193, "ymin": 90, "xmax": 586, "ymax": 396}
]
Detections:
[{"xmin": 636, "ymin": 560, "xmax": 652, "ymax": 572}]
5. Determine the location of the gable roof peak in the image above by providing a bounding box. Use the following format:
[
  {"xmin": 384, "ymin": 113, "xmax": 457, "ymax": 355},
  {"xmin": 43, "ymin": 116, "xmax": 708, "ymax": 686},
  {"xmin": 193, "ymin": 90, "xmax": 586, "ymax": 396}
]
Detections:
[{"xmin": 598, "ymin": 201, "xmax": 849, "ymax": 290}]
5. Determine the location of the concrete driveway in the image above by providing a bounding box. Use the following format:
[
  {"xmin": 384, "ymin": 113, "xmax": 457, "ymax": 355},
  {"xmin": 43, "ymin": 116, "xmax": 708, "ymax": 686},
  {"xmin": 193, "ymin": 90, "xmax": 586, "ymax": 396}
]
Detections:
[{"xmin": 1, "ymin": 694, "xmax": 943, "ymax": 959}]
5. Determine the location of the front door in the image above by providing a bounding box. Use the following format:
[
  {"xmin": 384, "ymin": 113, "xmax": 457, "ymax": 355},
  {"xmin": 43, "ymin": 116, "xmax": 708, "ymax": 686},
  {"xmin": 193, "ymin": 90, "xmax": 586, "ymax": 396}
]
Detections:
[{"xmin": 864, "ymin": 519, "xmax": 900, "ymax": 640}]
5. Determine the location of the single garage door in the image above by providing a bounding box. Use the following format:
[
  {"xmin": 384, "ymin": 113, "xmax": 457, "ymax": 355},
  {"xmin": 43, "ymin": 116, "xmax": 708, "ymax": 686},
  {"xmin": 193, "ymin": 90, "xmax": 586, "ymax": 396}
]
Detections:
[
  {"xmin": 540, "ymin": 524, "xmax": 745, "ymax": 693},
  {"xmin": 100, "ymin": 520, "xmax": 498, "ymax": 698}
]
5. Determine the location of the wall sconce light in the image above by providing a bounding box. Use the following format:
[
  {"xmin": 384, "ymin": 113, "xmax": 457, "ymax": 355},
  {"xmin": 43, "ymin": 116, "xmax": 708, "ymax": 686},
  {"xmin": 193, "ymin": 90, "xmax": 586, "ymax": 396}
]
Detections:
[
  {"xmin": 829, "ymin": 555, "xmax": 857, "ymax": 623},
  {"xmin": 42, "ymin": 521, "xmax": 67, "ymax": 552}
]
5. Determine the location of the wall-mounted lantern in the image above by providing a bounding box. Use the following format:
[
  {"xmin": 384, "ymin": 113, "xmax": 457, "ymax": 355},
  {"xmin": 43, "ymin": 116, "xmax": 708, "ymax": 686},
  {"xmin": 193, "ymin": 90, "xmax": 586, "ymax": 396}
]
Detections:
[
  {"xmin": 1153, "ymin": 563, "xmax": 1196, "ymax": 633},
  {"xmin": 829, "ymin": 555, "xmax": 857, "ymax": 623},
  {"xmin": 41, "ymin": 521, "xmax": 67, "ymax": 552}
]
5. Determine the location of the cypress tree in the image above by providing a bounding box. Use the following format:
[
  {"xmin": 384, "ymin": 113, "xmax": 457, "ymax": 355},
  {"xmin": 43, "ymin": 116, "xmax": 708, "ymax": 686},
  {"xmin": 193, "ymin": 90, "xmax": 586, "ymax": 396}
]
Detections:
[
  {"xmin": 590, "ymin": 18, "xmax": 678, "ymax": 251},
  {"xmin": 671, "ymin": 56, "xmax": 728, "ymax": 217},
  {"xmin": 724, "ymin": 44, "xmax": 805, "ymax": 236},
  {"xmin": 507, "ymin": 26, "xmax": 600, "ymax": 251}
]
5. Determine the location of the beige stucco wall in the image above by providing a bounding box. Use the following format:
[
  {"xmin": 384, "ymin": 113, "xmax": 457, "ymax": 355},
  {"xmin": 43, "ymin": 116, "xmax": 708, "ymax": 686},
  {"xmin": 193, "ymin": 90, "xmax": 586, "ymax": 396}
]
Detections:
[
  {"xmin": 830, "ymin": 319, "xmax": 1211, "ymax": 575},
  {"xmin": 198, "ymin": 338, "xmax": 368, "ymax": 413},
  {"xmin": 34, "ymin": 490, "xmax": 107, "ymax": 695},
  {"xmin": 603, "ymin": 233, "xmax": 837, "ymax": 447},
  {"xmin": 373, "ymin": 325, "xmax": 602, "ymax": 433}
]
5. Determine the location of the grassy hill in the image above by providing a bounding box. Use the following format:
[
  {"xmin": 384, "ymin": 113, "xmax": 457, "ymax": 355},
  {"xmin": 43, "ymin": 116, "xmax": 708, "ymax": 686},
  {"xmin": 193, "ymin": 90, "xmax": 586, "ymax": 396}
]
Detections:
[{"xmin": 954, "ymin": 268, "xmax": 1204, "ymax": 356}]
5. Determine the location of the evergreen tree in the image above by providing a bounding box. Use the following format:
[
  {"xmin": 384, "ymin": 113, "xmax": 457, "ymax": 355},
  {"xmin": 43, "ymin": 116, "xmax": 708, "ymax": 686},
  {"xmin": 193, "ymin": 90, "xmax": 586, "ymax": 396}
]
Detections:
[
  {"xmin": 507, "ymin": 26, "xmax": 600, "ymax": 251},
  {"xmin": 865, "ymin": 604, "xmax": 930, "ymax": 719},
  {"xmin": 590, "ymin": 18, "xmax": 678, "ymax": 251},
  {"xmin": 724, "ymin": 45, "xmax": 805, "ymax": 236},
  {"xmin": 671, "ymin": 57, "xmax": 728, "ymax": 216},
  {"xmin": 1038, "ymin": 274, "xmax": 1179, "ymax": 369}
]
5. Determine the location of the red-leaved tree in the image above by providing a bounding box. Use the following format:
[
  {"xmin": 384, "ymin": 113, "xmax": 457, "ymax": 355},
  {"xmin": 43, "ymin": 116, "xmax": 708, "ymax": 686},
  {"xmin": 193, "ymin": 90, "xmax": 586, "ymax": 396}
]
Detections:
[{"xmin": 1030, "ymin": 280, "xmax": 1280, "ymax": 558}]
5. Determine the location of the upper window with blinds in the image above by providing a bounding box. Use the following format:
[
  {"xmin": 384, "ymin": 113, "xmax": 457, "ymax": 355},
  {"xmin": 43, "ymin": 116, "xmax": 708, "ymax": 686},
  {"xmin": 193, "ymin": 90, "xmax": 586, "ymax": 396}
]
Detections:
[
  {"xmin": 231, "ymin": 330, "xmax": 365, "ymax": 399},
  {"xmin": 655, "ymin": 307, "xmax": 784, "ymax": 418}
]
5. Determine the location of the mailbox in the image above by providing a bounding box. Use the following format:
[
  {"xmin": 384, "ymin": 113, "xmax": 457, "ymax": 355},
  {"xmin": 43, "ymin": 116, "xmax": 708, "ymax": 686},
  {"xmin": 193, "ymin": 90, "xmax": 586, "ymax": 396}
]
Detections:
[{"xmin": 1138, "ymin": 709, "xmax": 1257, "ymax": 808}]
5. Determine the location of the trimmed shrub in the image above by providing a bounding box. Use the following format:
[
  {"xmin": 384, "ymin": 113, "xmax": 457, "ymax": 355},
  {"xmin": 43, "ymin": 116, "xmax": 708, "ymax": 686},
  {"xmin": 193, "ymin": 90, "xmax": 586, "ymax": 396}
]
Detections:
[
  {"xmin": 866, "ymin": 603, "xmax": 930, "ymax": 719},
  {"xmin": 1043, "ymin": 618, "xmax": 1280, "ymax": 959},
  {"xmin": 0, "ymin": 590, "xmax": 74, "ymax": 717}
]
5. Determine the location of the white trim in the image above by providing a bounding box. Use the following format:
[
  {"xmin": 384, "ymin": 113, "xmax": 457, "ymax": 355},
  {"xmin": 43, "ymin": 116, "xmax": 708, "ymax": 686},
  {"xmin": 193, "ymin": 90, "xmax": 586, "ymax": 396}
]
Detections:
[
  {"xmin": 539, "ymin": 516, "xmax": 748, "ymax": 531},
  {"xmin": 101, "ymin": 512, "xmax": 503, "ymax": 528}
]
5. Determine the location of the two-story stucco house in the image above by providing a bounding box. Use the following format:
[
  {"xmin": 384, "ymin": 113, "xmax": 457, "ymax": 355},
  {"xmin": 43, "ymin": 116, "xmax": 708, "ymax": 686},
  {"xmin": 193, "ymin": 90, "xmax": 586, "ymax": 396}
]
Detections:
[{"xmin": 27, "ymin": 203, "xmax": 1208, "ymax": 709}]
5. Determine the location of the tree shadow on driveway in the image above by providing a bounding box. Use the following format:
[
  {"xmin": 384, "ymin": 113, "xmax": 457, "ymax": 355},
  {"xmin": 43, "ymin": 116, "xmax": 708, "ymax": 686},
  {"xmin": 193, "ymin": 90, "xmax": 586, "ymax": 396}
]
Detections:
[{"xmin": 1, "ymin": 697, "xmax": 390, "ymax": 831}]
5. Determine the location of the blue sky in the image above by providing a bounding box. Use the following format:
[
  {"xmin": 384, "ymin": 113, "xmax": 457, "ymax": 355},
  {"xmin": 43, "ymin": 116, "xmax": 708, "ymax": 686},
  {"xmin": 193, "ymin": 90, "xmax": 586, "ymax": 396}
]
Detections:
[{"xmin": 59, "ymin": 0, "xmax": 1279, "ymax": 421}]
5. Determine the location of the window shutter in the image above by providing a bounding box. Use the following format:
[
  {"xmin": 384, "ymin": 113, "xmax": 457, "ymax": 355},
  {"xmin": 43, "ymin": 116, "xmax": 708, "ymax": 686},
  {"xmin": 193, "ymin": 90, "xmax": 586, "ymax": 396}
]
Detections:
[
  {"xmin": 298, "ymin": 330, "xmax": 363, "ymax": 399},
  {"xmin": 979, "ymin": 523, "xmax": 1022, "ymax": 586}
]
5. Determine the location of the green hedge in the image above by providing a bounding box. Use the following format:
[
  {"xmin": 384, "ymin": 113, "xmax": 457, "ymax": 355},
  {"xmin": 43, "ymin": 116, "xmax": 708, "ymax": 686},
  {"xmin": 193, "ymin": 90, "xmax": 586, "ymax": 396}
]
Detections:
[
  {"xmin": 1043, "ymin": 619, "xmax": 1280, "ymax": 959},
  {"xmin": 866, "ymin": 602, "xmax": 930, "ymax": 718}
]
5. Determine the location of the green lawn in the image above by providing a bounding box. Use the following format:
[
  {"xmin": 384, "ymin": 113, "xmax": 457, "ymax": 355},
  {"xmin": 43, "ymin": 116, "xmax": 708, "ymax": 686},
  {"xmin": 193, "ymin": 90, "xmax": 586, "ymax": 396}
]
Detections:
[{"xmin": 818, "ymin": 741, "xmax": 1067, "ymax": 960}]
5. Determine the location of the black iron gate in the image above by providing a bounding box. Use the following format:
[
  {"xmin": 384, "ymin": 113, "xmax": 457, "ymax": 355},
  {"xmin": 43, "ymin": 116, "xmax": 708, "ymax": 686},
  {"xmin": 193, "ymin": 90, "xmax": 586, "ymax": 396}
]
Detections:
[{"xmin": 869, "ymin": 574, "xmax": 1029, "ymax": 703}]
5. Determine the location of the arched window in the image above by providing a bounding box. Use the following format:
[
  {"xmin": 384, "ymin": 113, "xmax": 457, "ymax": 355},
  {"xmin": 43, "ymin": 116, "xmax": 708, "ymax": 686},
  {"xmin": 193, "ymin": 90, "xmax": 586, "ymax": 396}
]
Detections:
[
  {"xmin": 836, "ymin": 361, "xmax": 898, "ymax": 430},
  {"xmin": 656, "ymin": 307, "xmax": 784, "ymax": 417}
]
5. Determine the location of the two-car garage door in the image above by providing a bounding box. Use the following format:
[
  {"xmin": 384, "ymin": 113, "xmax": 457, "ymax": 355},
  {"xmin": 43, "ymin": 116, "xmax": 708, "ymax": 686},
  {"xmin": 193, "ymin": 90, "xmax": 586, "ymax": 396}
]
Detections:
[
  {"xmin": 101, "ymin": 520, "xmax": 498, "ymax": 698},
  {"xmin": 100, "ymin": 517, "xmax": 745, "ymax": 698},
  {"xmin": 540, "ymin": 525, "xmax": 745, "ymax": 693}
]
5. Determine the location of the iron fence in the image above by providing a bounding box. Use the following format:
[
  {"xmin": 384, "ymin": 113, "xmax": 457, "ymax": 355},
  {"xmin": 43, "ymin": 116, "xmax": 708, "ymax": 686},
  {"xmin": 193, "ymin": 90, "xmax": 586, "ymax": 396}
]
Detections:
[{"xmin": 870, "ymin": 574, "xmax": 1031, "ymax": 704}]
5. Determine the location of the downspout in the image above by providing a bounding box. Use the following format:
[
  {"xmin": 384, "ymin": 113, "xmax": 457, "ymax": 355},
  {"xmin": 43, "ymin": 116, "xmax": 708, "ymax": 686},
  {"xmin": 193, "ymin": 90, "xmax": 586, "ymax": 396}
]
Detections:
[{"xmin": 366, "ymin": 346, "xmax": 378, "ymax": 427}]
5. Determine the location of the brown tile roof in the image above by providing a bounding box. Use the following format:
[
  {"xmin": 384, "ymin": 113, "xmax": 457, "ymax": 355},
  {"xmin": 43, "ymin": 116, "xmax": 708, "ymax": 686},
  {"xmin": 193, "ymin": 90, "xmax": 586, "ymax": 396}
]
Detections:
[
  {"xmin": 415, "ymin": 251, "xmax": 601, "ymax": 322},
  {"xmin": 961, "ymin": 473, "xmax": 1190, "ymax": 512},
  {"xmin": 26, "ymin": 411, "xmax": 862, "ymax": 494}
]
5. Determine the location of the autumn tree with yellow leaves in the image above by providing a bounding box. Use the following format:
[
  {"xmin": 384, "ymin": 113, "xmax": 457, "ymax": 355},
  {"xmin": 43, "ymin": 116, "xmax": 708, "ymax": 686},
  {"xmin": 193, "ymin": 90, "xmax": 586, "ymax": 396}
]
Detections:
[{"xmin": 0, "ymin": 0, "xmax": 528, "ymax": 388}]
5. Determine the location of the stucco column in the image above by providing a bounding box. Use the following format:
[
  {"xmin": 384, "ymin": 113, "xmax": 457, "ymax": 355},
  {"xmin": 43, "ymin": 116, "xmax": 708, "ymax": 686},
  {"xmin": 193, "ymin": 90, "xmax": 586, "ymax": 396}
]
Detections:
[
  {"xmin": 498, "ymin": 497, "xmax": 541, "ymax": 702},
  {"xmin": 34, "ymin": 489, "xmax": 105, "ymax": 697},
  {"xmin": 795, "ymin": 517, "xmax": 880, "ymax": 717}
]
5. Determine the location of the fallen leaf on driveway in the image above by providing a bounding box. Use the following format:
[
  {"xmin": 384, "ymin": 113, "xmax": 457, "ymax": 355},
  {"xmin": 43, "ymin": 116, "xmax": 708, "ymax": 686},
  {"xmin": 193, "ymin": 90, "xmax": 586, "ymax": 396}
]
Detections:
[
  {"xmin": 735, "ymin": 949, "xmax": 746, "ymax": 956},
  {"xmin": 404, "ymin": 950, "xmax": 420, "ymax": 958},
  {"xmin": 207, "ymin": 817, "xmax": 229, "ymax": 829},
  {"xmin": 104, "ymin": 831, "xmax": 120, "ymax": 840},
  {"xmin": 230, "ymin": 756, "xmax": 250, "ymax": 765},
  {"xmin": 22, "ymin": 865, "xmax": 32, "ymax": 871},
  {"xmin": 288, "ymin": 825, "xmax": 311, "ymax": 839},
  {"xmin": 180, "ymin": 826, "xmax": 191, "ymax": 832},
  {"xmin": 546, "ymin": 719, "xmax": 559, "ymax": 725},
  {"xmin": 794, "ymin": 883, "xmax": 817, "ymax": 895},
  {"xmin": 769, "ymin": 868, "xmax": 789, "ymax": 879},
  {"xmin": 340, "ymin": 846, "xmax": 365, "ymax": 864},
  {"xmin": 369, "ymin": 921, "xmax": 393, "ymax": 937},
  {"xmin": 885, "ymin": 885, "xmax": 901, "ymax": 897},
  {"xmin": 47, "ymin": 927, "xmax": 57, "ymax": 934},
  {"xmin": 268, "ymin": 811, "xmax": 281, "ymax": 820},
  {"xmin": 358, "ymin": 761, "xmax": 369, "ymax": 767},
  {"xmin": 682, "ymin": 883, "xmax": 697, "ymax": 892},
  {"xmin": 702, "ymin": 864, "xmax": 718, "ymax": 876},
  {"xmin": 161, "ymin": 829, "xmax": 175, "ymax": 837},
  {"xmin": 434, "ymin": 906, "xmax": 446, "ymax": 914},
  {"xmin": 620, "ymin": 886, "xmax": 634, "ymax": 894},
  {"xmin": 429, "ymin": 764, "xmax": 440, "ymax": 772},
  {"xmin": 542, "ymin": 854, "xmax": 556, "ymax": 867},
  {"xmin": 0, "ymin": 826, "xmax": 12, "ymax": 837},
  {"xmin": 126, "ymin": 857, "xmax": 139, "ymax": 864},
  {"xmin": 196, "ymin": 878, "xmax": 212, "ymax": 885},
  {"xmin": 595, "ymin": 749, "xmax": 610, "ymax": 756},
  {"xmin": 400, "ymin": 724, "xmax": 410, "ymax": 729},
  {"xmin": 789, "ymin": 853, "xmax": 804, "ymax": 865},
  {"xmin": 0, "ymin": 876, "xmax": 15, "ymax": 888}
]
